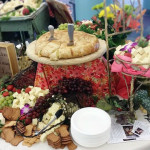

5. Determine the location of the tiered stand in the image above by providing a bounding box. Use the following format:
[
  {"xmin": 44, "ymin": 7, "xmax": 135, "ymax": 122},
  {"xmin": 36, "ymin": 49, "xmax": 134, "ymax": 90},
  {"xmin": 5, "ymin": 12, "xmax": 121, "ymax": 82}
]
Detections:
[
  {"xmin": 103, "ymin": 0, "xmax": 144, "ymax": 112},
  {"xmin": 115, "ymin": 55, "xmax": 150, "ymax": 112}
]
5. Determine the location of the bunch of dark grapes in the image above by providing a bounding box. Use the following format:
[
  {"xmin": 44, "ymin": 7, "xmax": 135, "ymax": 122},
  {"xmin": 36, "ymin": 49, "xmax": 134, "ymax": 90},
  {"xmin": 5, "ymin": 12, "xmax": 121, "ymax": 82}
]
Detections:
[
  {"xmin": 76, "ymin": 93, "xmax": 96, "ymax": 107},
  {"xmin": 12, "ymin": 62, "xmax": 37, "ymax": 89},
  {"xmin": 19, "ymin": 93, "xmax": 52, "ymax": 125},
  {"xmin": 52, "ymin": 77, "xmax": 93, "ymax": 95}
]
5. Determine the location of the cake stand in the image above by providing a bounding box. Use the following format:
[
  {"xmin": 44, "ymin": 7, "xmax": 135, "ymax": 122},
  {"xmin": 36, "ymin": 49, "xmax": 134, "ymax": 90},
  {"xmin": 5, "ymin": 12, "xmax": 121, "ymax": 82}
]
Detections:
[
  {"xmin": 26, "ymin": 39, "xmax": 116, "ymax": 98},
  {"xmin": 114, "ymin": 54, "xmax": 150, "ymax": 112}
]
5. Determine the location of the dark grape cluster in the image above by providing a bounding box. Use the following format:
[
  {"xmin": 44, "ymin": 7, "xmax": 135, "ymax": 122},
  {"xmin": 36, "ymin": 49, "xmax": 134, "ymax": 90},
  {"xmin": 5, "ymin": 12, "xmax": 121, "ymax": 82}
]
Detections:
[
  {"xmin": 52, "ymin": 77, "xmax": 93, "ymax": 95},
  {"xmin": 76, "ymin": 93, "xmax": 96, "ymax": 107},
  {"xmin": 12, "ymin": 63, "xmax": 37, "ymax": 89},
  {"xmin": 19, "ymin": 93, "xmax": 52, "ymax": 125}
]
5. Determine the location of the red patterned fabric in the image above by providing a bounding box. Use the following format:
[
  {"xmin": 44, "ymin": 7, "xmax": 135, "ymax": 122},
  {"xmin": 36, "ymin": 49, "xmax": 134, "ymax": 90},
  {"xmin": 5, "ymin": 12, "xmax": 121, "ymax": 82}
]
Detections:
[{"xmin": 34, "ymin": 57, "xmax": 116, "ymax": 98}]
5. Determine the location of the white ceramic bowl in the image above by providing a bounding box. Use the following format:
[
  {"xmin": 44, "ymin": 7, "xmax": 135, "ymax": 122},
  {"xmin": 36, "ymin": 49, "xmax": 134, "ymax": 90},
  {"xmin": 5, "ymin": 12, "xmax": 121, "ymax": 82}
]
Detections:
[{"xmin": 71, "ymin": 107, "xmax": 111, "ymax": 148}]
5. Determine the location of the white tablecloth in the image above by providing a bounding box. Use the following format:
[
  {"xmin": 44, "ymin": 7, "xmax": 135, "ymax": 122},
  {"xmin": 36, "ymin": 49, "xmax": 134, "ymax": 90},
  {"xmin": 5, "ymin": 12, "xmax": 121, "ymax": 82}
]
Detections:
[
  {"xmin": 0, "ymin": 138, "xmax": 150, "ymax": 150},
  {"xmin": 0, "ymin": 110, "xmax": 150, "ymax": 150}
]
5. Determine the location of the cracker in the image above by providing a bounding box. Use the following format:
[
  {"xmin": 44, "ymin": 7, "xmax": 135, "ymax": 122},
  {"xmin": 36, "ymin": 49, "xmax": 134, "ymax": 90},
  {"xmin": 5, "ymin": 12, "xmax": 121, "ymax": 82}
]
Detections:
[
  {"xmin": 58, "ymin": 125, "xmax": 69, "ymax": 138},
  {"xmin": 24, "ymin": 125, "xmax": 34, "ymax": 136},
  {"xmin": 23, "ymin": 136, "xmax": 40, "ymax": 147},
  {"xmin": 62, "ymin": 136, "xmax": 72, "ymax": 140},
  {"xmin": 10, "ymin": 135, "xmax": 24, "ymax": 146},
  {"xmin": 62, "ymin": 140, "xmax": 72, "ymax": 145},
  {"xmin": 54, "ymin": 128, "xmax": 60, "ymax": 135},
  {"xmin": 2, "ymin": 127, "xmax": 14, "ymax": 142},
  {"xmin": 62, "ymin": 139, "xmax": 72, "ymax": 142},
  {"xmin": 1, "ymin": 132, "xmax": 5, "ymax": 139},
  {"xmin": 60, "ymin": 144, "xmax": 66, "ymax": 149},
  {"xmin": 58, "ymin": 125, "xmax": 68, "ymax": 130},
  {"xmin": 48, "ymin": 140, "xmax": 61, "ymax": 145},
  {"xmin": 33, "ymin": 126, "xmax": 40, "ymax": 131},
  {"xmin": 2, "ymin": 107, "xmax": 20, "ymax": 121},
  {"xmin": 2, "ymin": 107, "xmax": 13, "ymax": 120},
  {"xmin": 5, "ymin": 121, "xmax": 16, "ymax": 128},
  {"xmin": 47, "ymin": 133, "xmax": 61, "ymax": 143},
  {"xmin": 22, "ymin": 141, "xmax": 32, "ymax": 147},
  {"xmin": 67, "ymin": 142, "xmax": 77, "ymax": 150},
  {"xmin": 12, "ymin": 108, "xmax": 20, "ymax": 121}
]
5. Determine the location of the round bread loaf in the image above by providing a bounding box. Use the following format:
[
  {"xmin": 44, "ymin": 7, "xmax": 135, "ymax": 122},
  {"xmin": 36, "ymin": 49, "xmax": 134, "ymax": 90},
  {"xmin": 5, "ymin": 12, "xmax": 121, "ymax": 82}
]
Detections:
[{"xmin": 35, "ymin": 30, "xmax": 100, "ymax": 61}]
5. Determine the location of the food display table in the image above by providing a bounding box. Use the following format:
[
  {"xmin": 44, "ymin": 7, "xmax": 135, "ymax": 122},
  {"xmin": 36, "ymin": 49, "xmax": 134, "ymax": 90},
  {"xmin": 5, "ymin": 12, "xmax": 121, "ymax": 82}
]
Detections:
[{"xmin": 0, "ymin": 3, "xmax": 50, "ymax": 42}]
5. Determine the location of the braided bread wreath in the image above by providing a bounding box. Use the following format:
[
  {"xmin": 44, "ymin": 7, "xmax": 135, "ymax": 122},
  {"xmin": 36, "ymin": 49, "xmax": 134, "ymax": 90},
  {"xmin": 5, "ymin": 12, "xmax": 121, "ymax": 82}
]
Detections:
[{"xmin": 35, "ymin": 30, "xmax": 100, "ymax": 61}]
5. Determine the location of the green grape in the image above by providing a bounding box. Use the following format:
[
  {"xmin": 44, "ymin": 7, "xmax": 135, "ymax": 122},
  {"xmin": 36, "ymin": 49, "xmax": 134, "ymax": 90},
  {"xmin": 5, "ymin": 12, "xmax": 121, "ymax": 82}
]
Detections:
[
  {"xmin": 1, "ymin": 103, "xmax": 5, "ymax": 107},
  {"xmin": 0, "ymin": 97, "xmax": 5, "ymax": 102},
  {"xmin": 58, "ymin": 23, "xmax": 68, "ymax": 30},
  {"xmin": 6, "ymin": 96, "xmax": 10, "ymax": 101},
  {"xmin": 9, "ymin": 104, "xmax": 12, "ymax": 107},
  {"xmin": 0, "ymin": 101, "xmax": 2, "ymax": 105},
  {"xmin": 8, "ymin": 100, "xmax": 12, "ymax": 104},
  {"xmin": 4, "ymin": 101, "xmax": 8, "ymax": 105},
  {"xmin": 9, "ymin": 95, "xmax": 13, "ymax": 100},
  {"xmin": 0, "ymin": 99, "xmax": 5, "ymax": 104},
  {"xmin": 9, "ymin": 92, "xmax": 13, "ymax": 95},
  {"xmin": 6, "ymin": 103, "xmax": 9, "ymax": 106}
]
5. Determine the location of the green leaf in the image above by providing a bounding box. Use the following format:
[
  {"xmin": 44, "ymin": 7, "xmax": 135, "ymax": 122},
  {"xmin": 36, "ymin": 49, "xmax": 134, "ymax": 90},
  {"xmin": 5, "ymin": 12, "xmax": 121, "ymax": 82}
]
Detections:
[
  {"xmin": 27, "ymin": 6, "xmax": 35, "ymax": 13},
  {"xmin": 36, "ymin": 30, "xmax": 47, "ymax": 39},
  {"xmin": 92, "ymin": 2, "xmax": 104, "ymax": 10},
  {"xmin": 96, "ymin": 100, "xmax": 112, "ymax": 111},
  {"xmin": 79, "ymin": 25, "xmax": 95, "ymax": 34}
]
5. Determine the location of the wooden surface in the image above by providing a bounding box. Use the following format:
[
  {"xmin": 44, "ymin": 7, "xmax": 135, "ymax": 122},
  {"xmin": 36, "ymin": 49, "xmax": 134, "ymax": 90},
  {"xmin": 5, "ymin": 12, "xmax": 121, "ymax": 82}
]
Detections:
[{"xmin": 0, "ymin": 42, "xmax": 19, "ymax": 77}]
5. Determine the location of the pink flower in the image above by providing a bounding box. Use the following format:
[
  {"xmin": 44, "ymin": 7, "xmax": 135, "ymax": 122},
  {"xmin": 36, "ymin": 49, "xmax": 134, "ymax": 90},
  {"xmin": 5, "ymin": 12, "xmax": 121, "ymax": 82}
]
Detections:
[{"xmin": 21, "ymin": 104, "xmax": 32, "ymax": 115}]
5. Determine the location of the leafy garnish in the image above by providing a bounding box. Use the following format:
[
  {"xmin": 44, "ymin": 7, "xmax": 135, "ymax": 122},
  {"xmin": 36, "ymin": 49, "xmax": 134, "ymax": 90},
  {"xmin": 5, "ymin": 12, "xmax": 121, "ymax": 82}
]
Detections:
[{"xmin": 36, "ymin": 30, "xmax": 47, "ymax": 39}]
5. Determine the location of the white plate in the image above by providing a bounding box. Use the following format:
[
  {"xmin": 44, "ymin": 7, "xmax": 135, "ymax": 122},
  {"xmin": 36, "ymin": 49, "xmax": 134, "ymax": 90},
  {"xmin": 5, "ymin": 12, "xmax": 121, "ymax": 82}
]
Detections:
[
  {"xmin": 71, "ymin": 107, "xmax": 111, "ymax": 135},
  {"xmin": 71, "ymin": 107, "xmax": 111, "ymax": 147}
]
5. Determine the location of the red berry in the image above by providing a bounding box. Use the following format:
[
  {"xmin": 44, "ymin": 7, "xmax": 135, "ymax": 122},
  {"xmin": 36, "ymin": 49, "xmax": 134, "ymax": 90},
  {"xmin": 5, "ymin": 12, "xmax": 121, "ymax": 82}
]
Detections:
[
  {"xmin": 25, "ymin": 88, "xmax": 31, "ymax": 93},
  {"xmin": 16, "ymin": 89, "xmax": 21, "ymax": 94},
  {"xmin": 117, "ymin": 108, "xmax": 122, "ymax": 112},
  {"xmin": 1, "ymin": 88, "xmax": 5, "ymax": 91},
  {"xmin": 27, "ymin": 113, "xmax": 32, "ymax": 117},
  {"xmin": 22, "ymin": 8, "xmax": 30, "ymax": 15},
  {"xmin": 19, "ymin": 116, "xmax": 26, "ymax": 120},
  {"xmin": 32, "ymin": 115, "xmax": 36, "ymax": 119},
  {"xmin": 124, "ymin": 53, "xmax": 132, "ymax": 57},
  {"xmin": 7, "ymin": 85, "xmax": 14, "ymax": 91},
  {"xmin": 12, "ymin": 88, "xmax": 17, "ymax": 92},
  {"xmin": 2, "ymin": 91, "xmax": 9, "ymax": 97},
  {"xmin": 25, "ymin": 118, "xmax": 32, "ymax": 125}
]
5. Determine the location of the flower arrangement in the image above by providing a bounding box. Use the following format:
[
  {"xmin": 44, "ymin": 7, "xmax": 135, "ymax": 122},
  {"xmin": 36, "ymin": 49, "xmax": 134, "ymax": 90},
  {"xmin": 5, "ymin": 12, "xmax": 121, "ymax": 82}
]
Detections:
[
  {"xmin": 68, "ymin": 2, "xmax": 145, "ymax": 57},
  {"xmin": 58, "ymin": 2, "xmax": 146, "ymax": 58}
]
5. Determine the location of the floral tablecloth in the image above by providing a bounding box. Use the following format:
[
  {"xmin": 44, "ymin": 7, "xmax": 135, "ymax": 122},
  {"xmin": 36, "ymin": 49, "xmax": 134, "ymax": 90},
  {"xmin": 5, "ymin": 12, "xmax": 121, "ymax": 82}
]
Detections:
[{"xmin": 34, "ymin": 57, "xmax": 116, "ymax": 98}]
